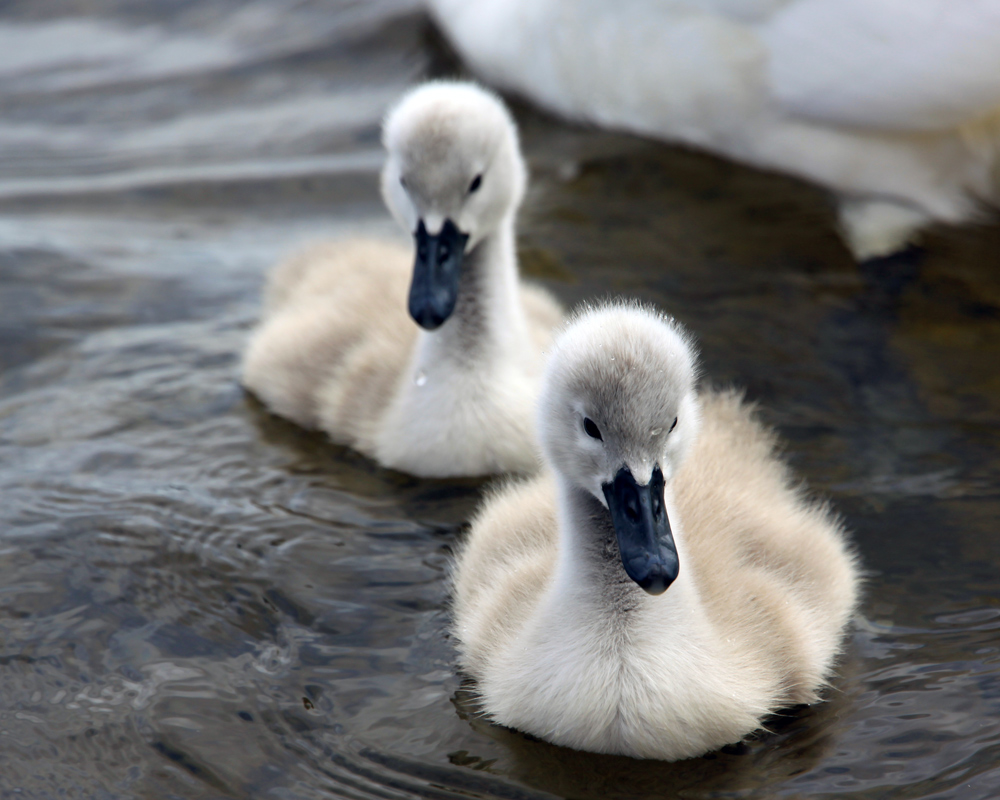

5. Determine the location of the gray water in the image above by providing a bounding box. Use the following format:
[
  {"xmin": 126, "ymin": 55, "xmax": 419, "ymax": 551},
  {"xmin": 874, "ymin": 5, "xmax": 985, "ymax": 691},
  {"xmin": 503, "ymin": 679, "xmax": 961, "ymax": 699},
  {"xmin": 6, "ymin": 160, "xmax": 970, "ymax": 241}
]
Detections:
[{"xmin": 1, "ymin": 2, "xmax": 999, "ymax": 798}]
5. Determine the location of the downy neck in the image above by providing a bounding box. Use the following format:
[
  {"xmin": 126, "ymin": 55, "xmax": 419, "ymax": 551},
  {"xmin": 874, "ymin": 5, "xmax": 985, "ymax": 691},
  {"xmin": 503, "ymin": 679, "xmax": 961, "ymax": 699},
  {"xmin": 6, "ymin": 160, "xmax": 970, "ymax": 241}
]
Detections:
[
  {"xmin": 413, "ymin": 215, "xmax": 529, "ymax": 370},
  {"xmin": 548, "ymin": 474, "xmax": 704, "ymax": 628}
]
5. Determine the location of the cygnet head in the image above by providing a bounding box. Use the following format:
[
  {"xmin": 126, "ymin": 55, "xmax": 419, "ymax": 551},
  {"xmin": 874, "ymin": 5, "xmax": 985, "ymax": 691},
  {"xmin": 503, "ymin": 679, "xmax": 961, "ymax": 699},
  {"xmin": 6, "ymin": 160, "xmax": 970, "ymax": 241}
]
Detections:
[
  {"xmin": 381, "ymin": 81, "xmax": 526, "ymax": 330},
  {"xmin": 538, "ymin": 304, "xmax": 702, "ymax": 595}
]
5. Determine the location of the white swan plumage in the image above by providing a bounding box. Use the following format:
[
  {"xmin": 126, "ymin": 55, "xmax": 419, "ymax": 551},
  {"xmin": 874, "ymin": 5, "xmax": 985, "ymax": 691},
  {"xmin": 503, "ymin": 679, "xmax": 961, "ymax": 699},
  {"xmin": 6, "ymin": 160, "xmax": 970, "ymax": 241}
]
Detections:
[
  {"xmin": 242, "ymin": 81, "xmax": 563, "ymax": 477},
  {"xmin": 428, "ymin": 0, "xmax": 1000, "ymax": 259},
  {"xmin": 452, "ymin": 303, "xmax": 860, "ymax": 760}
]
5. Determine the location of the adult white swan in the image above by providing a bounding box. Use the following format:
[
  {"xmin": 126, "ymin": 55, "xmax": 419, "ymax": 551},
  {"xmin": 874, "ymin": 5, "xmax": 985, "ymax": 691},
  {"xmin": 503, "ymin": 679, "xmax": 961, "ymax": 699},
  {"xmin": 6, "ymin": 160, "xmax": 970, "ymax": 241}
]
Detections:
[
  {"xmin": 428, "ymin": 0, "xmax": 1000, "ymax": 259},
  {"xmin": 242, "ymin": 82, "xmax": 562, "ymax": 477},
  {"xmin": 452, "ymin": 303, "xmax": 860, "ymax": 759}
]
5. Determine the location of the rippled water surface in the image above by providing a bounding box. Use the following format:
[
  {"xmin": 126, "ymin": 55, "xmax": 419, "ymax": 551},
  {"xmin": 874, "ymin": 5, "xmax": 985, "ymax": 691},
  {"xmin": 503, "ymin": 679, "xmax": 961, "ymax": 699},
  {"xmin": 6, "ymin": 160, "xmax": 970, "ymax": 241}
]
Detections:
[{"xmin": 2, "ymin": 2, "xmax": 999, "ymax": 798}]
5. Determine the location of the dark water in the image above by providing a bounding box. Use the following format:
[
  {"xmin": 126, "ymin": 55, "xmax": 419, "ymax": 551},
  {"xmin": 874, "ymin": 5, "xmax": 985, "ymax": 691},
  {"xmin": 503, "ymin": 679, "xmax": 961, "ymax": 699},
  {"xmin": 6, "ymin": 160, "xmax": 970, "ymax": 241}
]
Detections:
[{"xmin": 1, "ymin": 2, "xmax": 999, "ymax": 798}]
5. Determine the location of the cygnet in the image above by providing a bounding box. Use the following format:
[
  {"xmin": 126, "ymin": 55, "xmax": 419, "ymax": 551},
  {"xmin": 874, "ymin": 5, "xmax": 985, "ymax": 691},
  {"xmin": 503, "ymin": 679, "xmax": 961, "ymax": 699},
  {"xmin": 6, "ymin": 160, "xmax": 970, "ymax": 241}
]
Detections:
[
  {"xmin": 452, "ymin": 303, "xmax": 860, "ymax": 760},
  {"xmin": 242, "ymin": 81, "xmax": 563, "ymax": 477}
]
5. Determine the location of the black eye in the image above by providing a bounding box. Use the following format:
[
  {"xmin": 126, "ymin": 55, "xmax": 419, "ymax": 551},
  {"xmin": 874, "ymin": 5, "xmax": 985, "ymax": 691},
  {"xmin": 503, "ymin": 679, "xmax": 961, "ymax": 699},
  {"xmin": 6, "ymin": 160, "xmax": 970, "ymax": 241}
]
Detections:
[
  {"xmin": 399, "ymin": 176, "xmax": 407, "ymax": 189},
  {"xmin": 669, "ymin": 417, "xmax": 678, "ymax": 433},
  {"xmin": 468, "ymin": 174, "xmax": 482, "ymax": 193},
  {"xmin": 583, "ymin": 417, "xmax": 602, "ymax": 440}
]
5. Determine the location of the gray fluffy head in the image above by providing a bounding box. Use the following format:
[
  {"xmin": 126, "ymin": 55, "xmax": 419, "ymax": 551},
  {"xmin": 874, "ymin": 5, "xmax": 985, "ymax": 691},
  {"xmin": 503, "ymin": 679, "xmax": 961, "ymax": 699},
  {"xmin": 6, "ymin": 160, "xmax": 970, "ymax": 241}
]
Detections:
[
  {"xmin": 538, "ymin": 302, "xmax": 702, "ymax": 501},
  {"xmin": 380, "ymin": 80, "xmax": 526, "ymax": 248}
]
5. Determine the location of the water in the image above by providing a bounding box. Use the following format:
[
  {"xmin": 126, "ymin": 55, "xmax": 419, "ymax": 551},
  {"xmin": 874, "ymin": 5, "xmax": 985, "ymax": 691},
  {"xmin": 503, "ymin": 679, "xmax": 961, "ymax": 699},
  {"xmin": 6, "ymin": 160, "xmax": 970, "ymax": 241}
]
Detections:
[{"xmin": 1, "ymin": 1, "xmax": 998, "ymax": 797}]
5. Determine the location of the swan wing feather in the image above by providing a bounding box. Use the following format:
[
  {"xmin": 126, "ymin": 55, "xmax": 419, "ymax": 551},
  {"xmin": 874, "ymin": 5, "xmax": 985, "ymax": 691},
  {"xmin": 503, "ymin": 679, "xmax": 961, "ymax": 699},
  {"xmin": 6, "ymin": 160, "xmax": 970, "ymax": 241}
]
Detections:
[{"xmin": 760, "ymin": 0, "xmax": 1000, "ymax": 130}]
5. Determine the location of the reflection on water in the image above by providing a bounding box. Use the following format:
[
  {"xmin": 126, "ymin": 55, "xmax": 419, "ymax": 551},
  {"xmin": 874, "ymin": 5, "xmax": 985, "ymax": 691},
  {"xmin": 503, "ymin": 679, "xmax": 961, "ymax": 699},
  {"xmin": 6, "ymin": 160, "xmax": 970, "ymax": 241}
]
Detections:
[{"xmin": 0, "ymin": 1, "xmax": 998, "ymax": 798}]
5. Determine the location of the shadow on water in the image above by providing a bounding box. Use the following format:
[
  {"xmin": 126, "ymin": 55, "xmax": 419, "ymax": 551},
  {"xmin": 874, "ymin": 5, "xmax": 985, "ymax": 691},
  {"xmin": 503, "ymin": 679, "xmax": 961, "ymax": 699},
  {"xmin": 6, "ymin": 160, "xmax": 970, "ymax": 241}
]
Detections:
[{"xmin": 0, "ymin": 1, "xmax": 998, "ymax": 798}]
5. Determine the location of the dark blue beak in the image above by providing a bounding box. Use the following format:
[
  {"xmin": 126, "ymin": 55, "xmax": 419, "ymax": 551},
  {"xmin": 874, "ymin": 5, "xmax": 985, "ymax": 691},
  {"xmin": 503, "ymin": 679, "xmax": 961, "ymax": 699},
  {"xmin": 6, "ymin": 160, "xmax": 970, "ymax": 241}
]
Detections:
[
  {"xmin": 408, "ymin": 218, "xmax": 469, "ymax": 330},
  {"xmin": 602, "ymin": 465, "xmax": 678, "ymax": 595}
]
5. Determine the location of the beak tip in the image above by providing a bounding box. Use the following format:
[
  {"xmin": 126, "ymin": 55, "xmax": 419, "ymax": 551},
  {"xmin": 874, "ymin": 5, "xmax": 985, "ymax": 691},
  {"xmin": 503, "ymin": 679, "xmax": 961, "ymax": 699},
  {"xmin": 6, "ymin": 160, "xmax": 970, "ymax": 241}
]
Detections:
[
  {"xmin": 629, "ymin": 556, "xmax": 679, "ymax": 596},
  {"xmin": 638, "ymin": 570, "xmax": 677, "ymax": 596},
  {"xmin": 410, "ymin": 306, "xmax": 446, "ymax": 330}
]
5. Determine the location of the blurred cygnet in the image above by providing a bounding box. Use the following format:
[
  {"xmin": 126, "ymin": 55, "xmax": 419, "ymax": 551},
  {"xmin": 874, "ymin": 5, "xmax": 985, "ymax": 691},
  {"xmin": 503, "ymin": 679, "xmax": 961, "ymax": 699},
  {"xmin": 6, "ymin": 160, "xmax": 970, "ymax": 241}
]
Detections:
[{"xmin": 243, "ymin": 81, "xmax": 562, "ymax": 477}]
